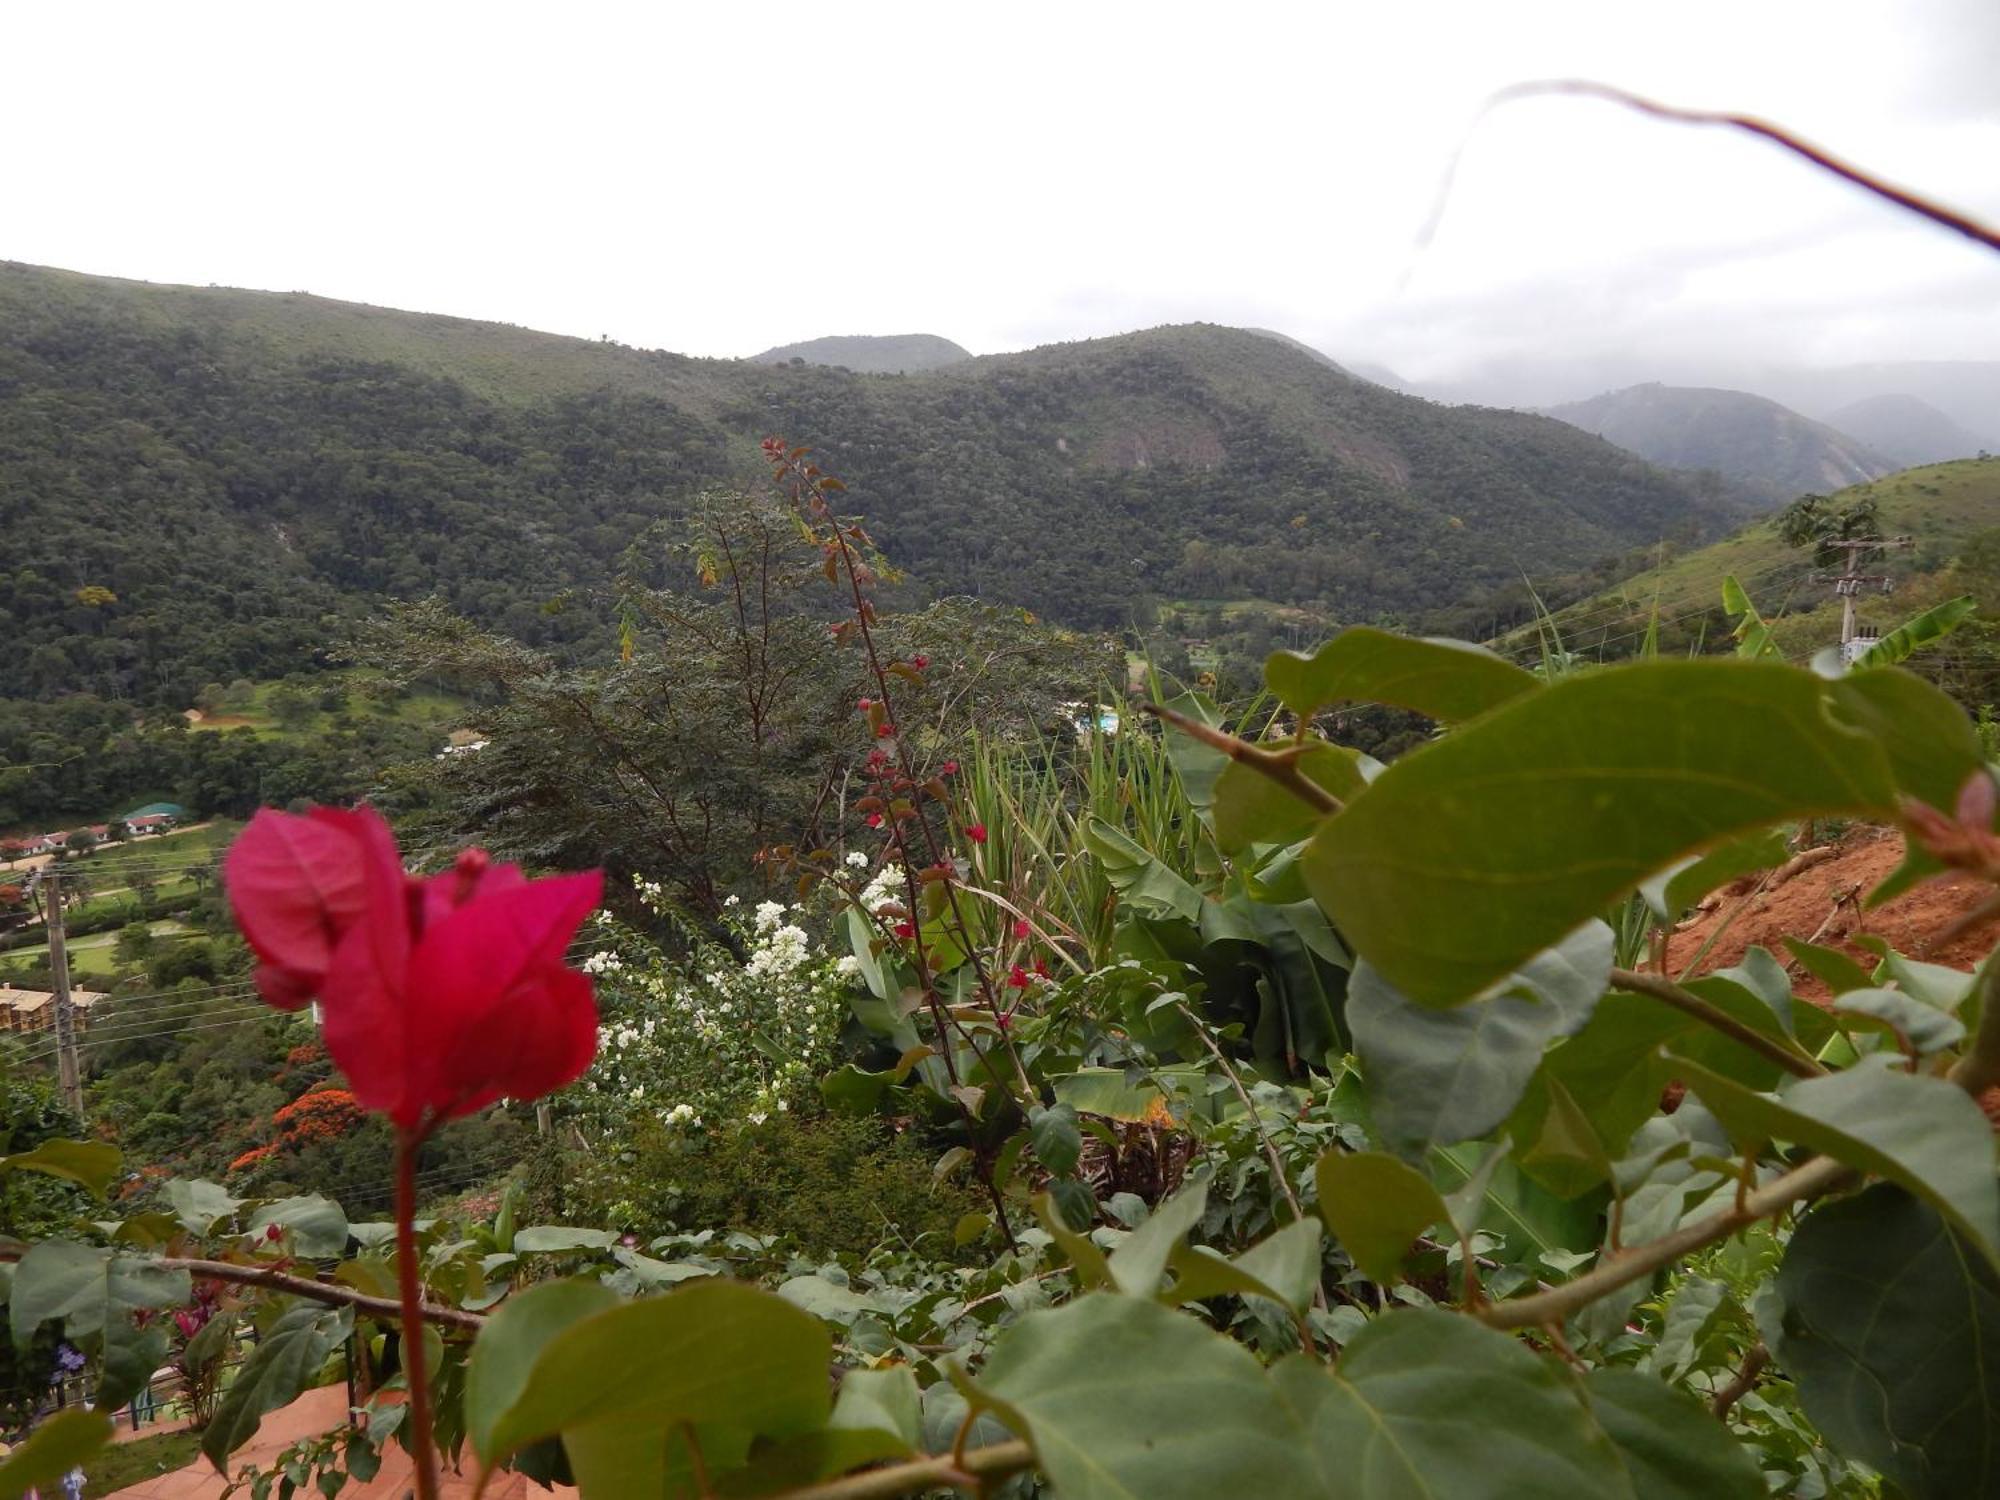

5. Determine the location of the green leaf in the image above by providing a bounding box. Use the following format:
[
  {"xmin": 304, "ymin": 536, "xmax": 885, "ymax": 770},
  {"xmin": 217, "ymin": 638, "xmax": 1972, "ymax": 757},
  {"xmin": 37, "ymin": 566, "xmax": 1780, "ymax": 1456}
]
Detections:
[
  {"xmin": 8, "ymin": 1243, "xmax": 188, "ymax": 1410},
  {"xmin": 830, "ymin": 1366, "xmax": 922, "ymax": 1453},
  {"xmin": 1431, "ymin": 1143, "xmax": 1605, "ymax": 1261},
  {"xmin": 1315, "ymin": 1151, "xmax": 1449, "ymax": 1284},
  {"xmin": 246, "ymin": 1196, "xmax": 349, "ymax": 1257},
  {"xmin": 1638, "ymin": 831, "xmax": 1787, "ymax": 923},
  {"xmin": 1212, "ymin": 745, "xmax": 1369, "ymax": 853},
  {"xmin": 1583, "ymin": 1368, "xmax": 1763, "ymax": 1499},
  {"xmin": 1083, "ymin": 816, "xmax": 1204, "ymax": 922},
  {"xmin": 465, "ymin": 1277, "xmax": 620, "ymax": 1462},
  {"xmin": 1854, "ymin": 595, "xmax": 1977, "ymax": 670},
  {"xmin": 1783, "ymin": 938, "xmax": 1875, "ymax": 996},
  {"xmin": 1777, "ymin": 1184, "xmax": 2000, "ymax": 1498},
  {"xmin": 1033, "ymin": 1192, "xmax": 1111, "ymax": 1288},
  {"xmin": 1195, "ymin": 1217, "xmax": 1324, "ymax": 1313},
  {"xmin": 510, "ymin": 1226, "xmax": 619, "ymax": 1253},
  {"xmin": 0, "ymin": 1410, "xmax": 112, "ymax": 1500},
  {"xmin": 974, "ymin": 1294, "xmax": 1317, "ymax": 1498},
  {"xmin": 1107, "ymin": 1179, "xmax": 1210, "ymax": 1297},
  {"xmin": 166, "ymin": 1177, "xmax": 244, "ymax": 1236},
  {"xmin": 1675, "ymin": 1052, "xmax": 2000, "ymax": 1265},
  {"xmin": 1271, "ymin": 1308, "xmax": 1630, "ymax": 1495},
  {"xmin": 1832, "ymin": 986, "xmax": 1966, "ymax": 1056},
  {"xmin": 203, "ymin": 1303, "xmax": 351, "ymax": 1469},
  {"xmin": 1029, "ymin": 1104, "xmax": 1082, "ymax": 1177},
  {"xmin": 1265, "ymin": 627, "xmax": 1539, "ymax": 721},
  {"xmin": 1348, "ymin": 921, "xmax": 1612, "ymax": 1155},
  {"xmin": 1303, "ymin": 659, "xmax": 1974, "ymax": 1006},
  {"xmin": 483, "ymin": 1280, "xmax": 831, "ymax": 1466},
  {"xmin": 0, "ymin": 1139, "xmax": 119, "ymax": 1197}
]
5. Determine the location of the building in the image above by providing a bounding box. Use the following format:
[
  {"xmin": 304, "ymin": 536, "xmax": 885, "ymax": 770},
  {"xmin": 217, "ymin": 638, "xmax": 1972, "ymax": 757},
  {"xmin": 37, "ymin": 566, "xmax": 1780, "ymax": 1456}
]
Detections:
[{"xmin": 0, "ymin": 986, "xmax": 108, "ymax": 1035}]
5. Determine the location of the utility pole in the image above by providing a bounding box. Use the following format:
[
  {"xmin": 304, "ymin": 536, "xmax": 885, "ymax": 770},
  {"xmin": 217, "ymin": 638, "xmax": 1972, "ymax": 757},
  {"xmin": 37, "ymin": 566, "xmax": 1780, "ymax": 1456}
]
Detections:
[
  {"xmin": 39, "ymin": 866, "xmax": 85, "ymax": 1117},
  {"xmin": 1821, "ymin": 535, "xmax": 1912, "ymax": 664}
]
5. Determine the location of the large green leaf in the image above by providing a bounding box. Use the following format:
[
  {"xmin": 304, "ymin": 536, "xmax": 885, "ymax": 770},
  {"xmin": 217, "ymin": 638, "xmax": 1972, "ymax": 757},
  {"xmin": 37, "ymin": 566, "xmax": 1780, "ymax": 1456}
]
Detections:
[
  {"xmin": 974, "ymin": 1294, "xmax": 1317, "ymax": 1498},
  {"xmin": 165, "ymin": 1178, "xmax": 244, "ymax": 1236},
  {"xmin": 1582, "ymin": 1368, "xmax": 1763, "ymax": 1499},
  {"xmin": 1349, "ymin": 921, "xmax": 1611, "ymax": 1155},
  {"xmin": 1675, "ymin": 1053, "xmax": 2000, "ymax": 1264},
  {"xmin": 1271, "ymin": 1309, "xmax": 1631, "ymax": 1495},
  {"xmin": 1303, "ymin": 659, "xmax": 1976, "ymax": 1006},
  {"xmin": 1430, "ymin": 1144, "xmax": 1605, "ymax": 1260},
  {"xmin": 1316, "ymin": 1151, "xmax": 1449, "ymax": 1284},
  {"xmin": 245, "ymin": 1195, "xmax": 348, "ymax": 1257},
  {"xmin": 465, "ymin": 1278, "xmax": 621, "ymax": 1463},
  {"xmin": 1212, "ymin": 745, "xmax": 1370, "ymax": 853},
  {"xmin": 483, "ymin": 1280, "xmax": 830, "ymax": 1466},
  {"xmin": 1083, "ymin": 816, "xmax": 1204, "ymax": 922},
  {"xmin": 203, "ymin": 1303, "xmax": 351, "ymax": 1468},
  {"xmin": 0, "ymin": 1410, "xmax": 112, "ymax": 1500},
  {"xmin": 1777, "ymin": 1184, "xmax": 2000, "ymax": 1498},
  {"xmin": 8, "ymin": 1243, "xmax": 189, "ymax": 1411},
  {"xmin": 1107, "ymin": 1179, "xmax": 1211, "ymax": 1298},
  {"xmin": 1265, "ymin": 627, "xmax": 1539, "ymax": 721},
  {"xmin": 1638, "ymin": 831, "xmax": 1788, "ymax": 924},
  {"xmin": 0, "ymin": 1139, "xmax": 119, "ymax": 1197},
  {"xmin": 1854, "ymin": 595, "xmax": 1977, "ymax": 670}
]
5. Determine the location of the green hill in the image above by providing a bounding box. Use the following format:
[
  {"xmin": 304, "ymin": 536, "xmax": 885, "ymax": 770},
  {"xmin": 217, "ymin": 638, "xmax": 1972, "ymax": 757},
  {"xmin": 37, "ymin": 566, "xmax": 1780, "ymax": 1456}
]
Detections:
[
  {"xmin": 0, "ymin": 261, "xmax": 1750, "ymax": 706},
  {"xmin": 1504, "ymin": 457, "xmax": 2000, "ymax": 664}
]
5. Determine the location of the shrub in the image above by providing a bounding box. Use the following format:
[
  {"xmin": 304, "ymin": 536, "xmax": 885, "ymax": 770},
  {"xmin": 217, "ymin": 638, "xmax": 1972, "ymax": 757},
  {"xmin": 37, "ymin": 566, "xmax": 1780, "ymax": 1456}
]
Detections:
[{"xmin": 539, "ymin": 1110, "xmax": 985, "ymax": 1260}]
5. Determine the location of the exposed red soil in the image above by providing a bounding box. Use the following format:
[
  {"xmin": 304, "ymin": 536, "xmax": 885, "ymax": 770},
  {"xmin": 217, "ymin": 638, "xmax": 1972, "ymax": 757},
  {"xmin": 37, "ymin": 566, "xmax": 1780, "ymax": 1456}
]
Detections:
[{"xmin": 1669, "ymin": 823, "xmax": 2000, "ymax": 1004}]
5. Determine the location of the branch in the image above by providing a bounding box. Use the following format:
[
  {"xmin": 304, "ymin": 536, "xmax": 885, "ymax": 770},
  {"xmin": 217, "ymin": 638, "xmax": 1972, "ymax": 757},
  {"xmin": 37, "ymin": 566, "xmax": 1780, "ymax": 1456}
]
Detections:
[
  {"xmin": 1710, "ymin": 1342, "xmax": 1771, "ymax": 1420},
  {"xmin": 0, "ymin": 1253, "xmax": 492, "ymax": 1333},
  {"xmin": 1475, "ymin": 1154, "xmax": 1852, "ymax": 1330},
  {"xmin": 1143, "ymin": 703, "xmax": 1342, "ymax": 816},
  {"xmin": 1609, "ymin": 968, "xmax": 1825, "ymax": 1080},
  {"xmin": 1489, "ymin": 81, "xmax": 2000, "ymax": 256},
  {"xmin": 765, "ymin": 1439, "xmax": 1035, "ymax": 1500}
]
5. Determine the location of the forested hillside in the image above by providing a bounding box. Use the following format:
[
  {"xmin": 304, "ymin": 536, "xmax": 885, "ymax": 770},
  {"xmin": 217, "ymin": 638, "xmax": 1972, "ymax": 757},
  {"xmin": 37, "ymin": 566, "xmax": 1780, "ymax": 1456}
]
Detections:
[{"xmin": 0, "ymin": 261, "xmax": 1750, "ymax": 710}]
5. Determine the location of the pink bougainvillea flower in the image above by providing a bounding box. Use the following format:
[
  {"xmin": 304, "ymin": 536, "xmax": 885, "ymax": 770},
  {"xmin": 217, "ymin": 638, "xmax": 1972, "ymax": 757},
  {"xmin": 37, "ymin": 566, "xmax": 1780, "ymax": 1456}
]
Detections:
[
  {"xmin": 965, "ymin": 823, "xmax": 988, "ymax": 845},
  {"xmin": 224, "ymin": 807, "xmax": 391, "ymax": 1009},
  {"xmin": 227, "ymin": 806, "xmax": 602, "ymax": 1131}
]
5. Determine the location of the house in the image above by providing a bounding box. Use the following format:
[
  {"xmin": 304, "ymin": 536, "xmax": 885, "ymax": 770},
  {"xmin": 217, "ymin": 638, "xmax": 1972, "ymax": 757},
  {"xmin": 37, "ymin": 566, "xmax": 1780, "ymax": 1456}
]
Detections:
[
  {"xmin": 0, "ymin": 986, "xmax": 109, "ymax": 1034},
  {"xmin": 121, "ymin": 814, "xmax": 177, "ymax": 836}
]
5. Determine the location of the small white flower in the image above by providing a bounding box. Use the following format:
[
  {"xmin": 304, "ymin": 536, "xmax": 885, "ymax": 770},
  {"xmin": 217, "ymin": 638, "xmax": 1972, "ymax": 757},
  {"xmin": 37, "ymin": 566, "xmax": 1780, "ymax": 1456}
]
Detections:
[
  {"xmin": 835, "ymin": 954, "xmax": 861, "ymax": 978},
  {"xmin": 724, "ymin": 894, "xmax": 741, "ymax": 908},
  {"xmin": 844, "ymin": 850, "xmax": 869, "ymax": 869},
  {"xmin": 754, "ymin": 899, "xmax": 787, "ymax": 932}
]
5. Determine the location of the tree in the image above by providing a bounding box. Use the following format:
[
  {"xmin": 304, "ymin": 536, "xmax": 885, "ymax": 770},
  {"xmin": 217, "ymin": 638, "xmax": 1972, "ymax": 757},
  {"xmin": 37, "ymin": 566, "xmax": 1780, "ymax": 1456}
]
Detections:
[
  {"xmin": 113, "ymin": 921, "xmax": 156, "ymax": 964},
  {"xmin": 1774, "ymin": 491, "xmax": 1885, "ymax": 568}
]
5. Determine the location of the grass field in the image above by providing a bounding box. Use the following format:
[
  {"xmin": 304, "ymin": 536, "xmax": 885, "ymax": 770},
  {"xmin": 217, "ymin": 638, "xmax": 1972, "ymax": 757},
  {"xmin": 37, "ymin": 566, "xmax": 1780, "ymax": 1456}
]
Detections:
[
  {"xmin": 186, "ymin": 670, "xmax": 464, "ymax": 740},
  {"xmin": 3, "ymin": 918, "xmax": 195, "ymax": 978}
]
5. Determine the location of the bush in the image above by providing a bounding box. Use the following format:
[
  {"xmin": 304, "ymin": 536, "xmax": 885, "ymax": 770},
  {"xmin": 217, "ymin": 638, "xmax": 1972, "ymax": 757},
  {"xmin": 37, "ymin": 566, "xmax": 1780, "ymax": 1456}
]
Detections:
[{"xmin": 536, "ymin": 1111, "xmax": 985, "ymax": 1261}]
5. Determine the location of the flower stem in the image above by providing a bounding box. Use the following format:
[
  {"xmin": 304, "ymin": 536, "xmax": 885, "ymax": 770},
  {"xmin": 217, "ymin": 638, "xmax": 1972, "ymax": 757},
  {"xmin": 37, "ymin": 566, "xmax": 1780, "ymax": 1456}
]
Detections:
[{"xmin": 394, "ymin": 1127, "xmax": 443, "ymax": 1500}]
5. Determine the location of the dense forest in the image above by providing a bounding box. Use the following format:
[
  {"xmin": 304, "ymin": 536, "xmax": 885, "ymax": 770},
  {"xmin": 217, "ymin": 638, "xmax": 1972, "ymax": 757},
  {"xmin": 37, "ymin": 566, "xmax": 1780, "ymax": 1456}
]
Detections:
[{"xmin": 0, "ymin": 262, "xmax": 1752, "ymax": 714}]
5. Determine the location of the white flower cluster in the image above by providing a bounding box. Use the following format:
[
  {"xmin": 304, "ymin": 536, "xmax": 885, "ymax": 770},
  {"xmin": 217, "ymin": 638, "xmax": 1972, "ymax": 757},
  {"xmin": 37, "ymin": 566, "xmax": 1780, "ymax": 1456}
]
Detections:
[{"xmin": 580, "ymin": 884, "xmax": 864, "ymax": 1132}]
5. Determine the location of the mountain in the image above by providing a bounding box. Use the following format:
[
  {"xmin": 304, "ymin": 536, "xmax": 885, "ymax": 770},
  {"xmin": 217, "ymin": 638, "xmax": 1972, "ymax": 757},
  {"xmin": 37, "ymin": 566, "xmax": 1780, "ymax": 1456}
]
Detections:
[
  {"xmin": 1541, "ymin": 383, "xmax": 1897, "ymax": 500},
  {"xmin": 1825, "ymin": 393, "xmax": 1990, "ymax": 468},
  {"xmin": 0, "ymin": 261, "xmax": 1749, "ymax": 706},
  {"xmin": 750, "ymin": 334, "xmax": 972, "ymax": 374}
]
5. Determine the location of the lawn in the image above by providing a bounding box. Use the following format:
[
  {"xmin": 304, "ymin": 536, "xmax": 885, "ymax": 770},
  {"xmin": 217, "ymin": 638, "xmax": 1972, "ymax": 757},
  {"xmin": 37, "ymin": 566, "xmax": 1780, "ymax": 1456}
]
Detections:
[
  {"xmin": 82, "ymin": 1423, "xmax": 204, "ymax": 1492},
  {"xmin": 186, "ymin": 670, "xmax": 464, "ymax": 741}
]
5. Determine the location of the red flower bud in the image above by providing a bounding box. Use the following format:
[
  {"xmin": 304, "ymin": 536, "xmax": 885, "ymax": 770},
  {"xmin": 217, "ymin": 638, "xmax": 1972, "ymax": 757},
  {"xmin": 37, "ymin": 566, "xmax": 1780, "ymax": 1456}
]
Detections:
[
  {"xmin": 227, "ymin": 806, "xmax": 602, "ymax": 1131},
  {"xmin": 866, "ymin": 812, "xmax": 885, "ymax": 829},
  {"xmin": 910, "ymin": 655, "xmax": 930, "ymax": 671},
  {"xmin": 894, "ymin": 921, "xmax": 915, "ymax": 940},
  {"xmin": 940, "ymin": 760, "xmax": 959, "ymax": 776},
  {"xmin": 965, "ymin": 823, "xmax": 988, "ymax": 844},
  {"xmin": 1007, "ymin": 964, "xmax": 1028, "ymax": 989},
  {"xmin": 1012, "ymin": 919, "xmax": 1031, "ymax": 941}
]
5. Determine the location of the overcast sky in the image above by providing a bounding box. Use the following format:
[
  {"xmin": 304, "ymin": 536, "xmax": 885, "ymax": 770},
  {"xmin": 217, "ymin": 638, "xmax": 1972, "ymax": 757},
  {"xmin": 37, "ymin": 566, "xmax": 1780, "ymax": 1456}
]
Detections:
[{"xmin": 7, "ymin": 1, "xmax": 1995, "ymax": 384}]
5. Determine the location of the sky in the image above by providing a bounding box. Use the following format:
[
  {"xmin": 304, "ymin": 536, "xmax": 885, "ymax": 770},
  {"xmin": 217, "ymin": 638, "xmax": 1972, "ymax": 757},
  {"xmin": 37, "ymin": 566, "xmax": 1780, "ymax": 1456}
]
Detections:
[{"xmin": 6, "ymin": 1, "xmax": 1996, "ymax": 389}]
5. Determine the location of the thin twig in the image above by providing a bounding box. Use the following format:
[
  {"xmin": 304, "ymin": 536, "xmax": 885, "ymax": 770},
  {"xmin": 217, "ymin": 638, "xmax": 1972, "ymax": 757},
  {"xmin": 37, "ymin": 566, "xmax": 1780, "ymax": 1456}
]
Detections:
[
  {"xmin": 1609, "ymin": 967, "xmax": 1825, "ymax": 1079},
  {"xmin": 1476, "ymin": 81, "xmax": 2000, "ymax": 256},
  {"xmin": 763, "ymin": 1439, "xmax": 1035, "ymax": 1500},
  {"xmin": 0, "ymin": 1250, "xmax": 487, "ymax": 1332},
  {"xmin": 1476, "ymin": 1154, "xmax": 1852, "ymax": 1330},
  {"xmin": 1710, "ymin": 1343, "xmax": 1771, "ymax": 1419},
  {"xmin": 1174, "ymin": 1003, "xmax": 1306, "ymax": 1226},
  {"xmin": 1143, "ymin": 703, "xmax": 1342, "ymax": 816}
]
